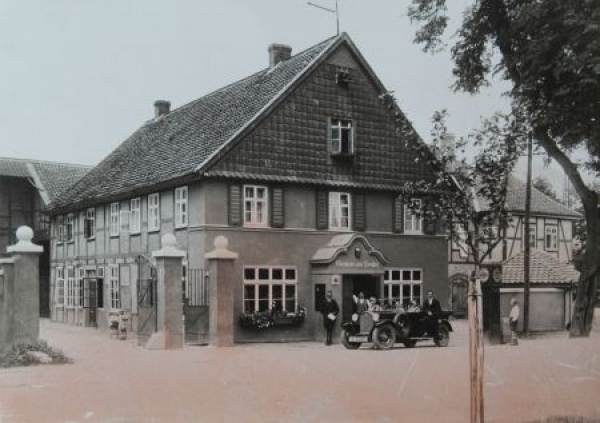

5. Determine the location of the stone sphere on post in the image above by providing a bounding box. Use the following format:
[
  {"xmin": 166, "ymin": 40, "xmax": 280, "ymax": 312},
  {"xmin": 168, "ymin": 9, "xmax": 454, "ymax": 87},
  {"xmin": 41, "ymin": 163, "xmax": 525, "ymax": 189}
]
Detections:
[{"xmin": 16, "ymin": 226, "xmax": 34, "ymax": 243}]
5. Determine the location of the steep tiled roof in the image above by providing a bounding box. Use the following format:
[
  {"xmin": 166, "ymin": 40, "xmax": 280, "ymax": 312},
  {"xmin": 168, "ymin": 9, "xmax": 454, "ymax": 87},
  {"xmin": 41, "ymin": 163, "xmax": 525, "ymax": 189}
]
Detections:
[
  {"xmin": 49, "ymin": 36, "xmax": 339, "ymax": 212},
  {"xmin": 502, "ymin": 249, "xmax": 579, "ymax": 285},
  {"xmin": 506, "ymin": 175, "xmax": 581, "ymax": 218},
  {"xmin": 0, "ymin": 157, "xmax": 91, "ymax": 204}
]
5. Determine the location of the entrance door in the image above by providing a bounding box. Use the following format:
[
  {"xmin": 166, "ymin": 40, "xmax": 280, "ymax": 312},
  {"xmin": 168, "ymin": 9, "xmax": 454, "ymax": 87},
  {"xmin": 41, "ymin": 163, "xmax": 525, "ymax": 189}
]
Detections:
[
  {"xmin": 83, "ymin": 278, "xmax": 98, "ymax": 328},
  {"xmin": 450, "ymin": 275, "xmax": 468, "ymax": 318},
  {"xmin": 342, "ymin": 275, "xmax": 379, "ymax": 322}
]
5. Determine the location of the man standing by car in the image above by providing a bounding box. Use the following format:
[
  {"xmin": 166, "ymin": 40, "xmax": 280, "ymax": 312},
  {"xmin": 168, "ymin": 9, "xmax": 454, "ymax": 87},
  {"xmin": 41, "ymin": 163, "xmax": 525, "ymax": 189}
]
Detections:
[
  {"xmin": 321, "ymin": 291, "xmax": 339, "ymax": 346},
  {"xmin": 422, "ymin": 290, "xmax": 442, "ymax": 338}
]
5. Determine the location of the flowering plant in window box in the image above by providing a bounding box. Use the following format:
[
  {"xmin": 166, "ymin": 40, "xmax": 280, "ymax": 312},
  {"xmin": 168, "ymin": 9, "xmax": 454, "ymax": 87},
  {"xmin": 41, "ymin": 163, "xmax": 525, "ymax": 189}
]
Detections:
[{"xmin": 239, "ymin": 305, "xmax": 307, "ymax": 330}]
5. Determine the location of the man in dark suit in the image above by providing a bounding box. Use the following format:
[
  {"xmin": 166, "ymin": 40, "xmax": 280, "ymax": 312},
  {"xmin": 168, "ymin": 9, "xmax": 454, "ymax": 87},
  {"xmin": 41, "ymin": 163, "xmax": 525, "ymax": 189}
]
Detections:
[
  {"xmin": 422, "ymin": 290, "xmax": 442, "ymax": 338},
  {"xmin": 321, "ymin": 291, "xmax": 339, "ymax": 346}
]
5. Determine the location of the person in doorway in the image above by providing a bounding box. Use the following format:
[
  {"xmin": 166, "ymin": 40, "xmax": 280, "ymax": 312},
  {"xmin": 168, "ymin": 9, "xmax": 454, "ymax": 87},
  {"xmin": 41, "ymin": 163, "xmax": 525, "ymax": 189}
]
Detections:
[
  {"xmin": 509, "ymin": 297, "xmax": 520, "ymax": 346},
  {"xmin": 422, "ymin": 290, "xmax": 442, "ymax": 338},
  {"xmin": 352, "ymin": 292, "xmax": 369, "ymax": 314},
  {"xmin": 368, "ymin": 296, "xmax": 381, "ymax": 311},
  {"xmin": 321, "ymin": 291, "xmax": 339, "ymax": 346}
]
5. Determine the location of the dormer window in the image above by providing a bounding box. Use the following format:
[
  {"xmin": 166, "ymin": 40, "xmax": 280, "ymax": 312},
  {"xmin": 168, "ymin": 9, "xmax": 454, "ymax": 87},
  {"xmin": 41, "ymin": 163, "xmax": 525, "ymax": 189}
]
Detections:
[{"xmin": 330, "ymin": 119, "xmax": 354, "ymax": 156}]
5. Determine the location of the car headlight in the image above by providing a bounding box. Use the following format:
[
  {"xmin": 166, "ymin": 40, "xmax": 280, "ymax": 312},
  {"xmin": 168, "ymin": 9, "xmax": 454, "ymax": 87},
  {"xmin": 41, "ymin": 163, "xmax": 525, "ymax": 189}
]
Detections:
[
  {"xmin": 351, "ymin": 313, "xmax": 359, "ymax": 322},
  {"xmin": 372, "ymin": 313, "xmax": 380, "ymax": 322}
]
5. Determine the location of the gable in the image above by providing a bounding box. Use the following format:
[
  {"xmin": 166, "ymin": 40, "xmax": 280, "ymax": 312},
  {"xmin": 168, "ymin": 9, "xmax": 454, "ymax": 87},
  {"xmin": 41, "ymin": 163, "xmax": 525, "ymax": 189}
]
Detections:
[{"xmin": 205, "ymin": 43, "xmax": 435, "ymax": 190}]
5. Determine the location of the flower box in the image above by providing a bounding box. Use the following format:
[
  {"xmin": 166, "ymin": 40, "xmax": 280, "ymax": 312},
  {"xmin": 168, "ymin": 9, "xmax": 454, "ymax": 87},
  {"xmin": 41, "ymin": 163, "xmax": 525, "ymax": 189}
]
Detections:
[{"xmin": 239, "ymin": 307, "xmax": 307, "ymax": 330}]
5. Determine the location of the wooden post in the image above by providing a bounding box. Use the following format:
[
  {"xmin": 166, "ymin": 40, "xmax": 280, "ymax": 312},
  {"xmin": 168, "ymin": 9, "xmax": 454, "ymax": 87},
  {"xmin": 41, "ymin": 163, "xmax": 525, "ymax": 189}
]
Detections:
[{"xmin": 468, "ymin": 272, "xmax": 484, "ymax": 423}]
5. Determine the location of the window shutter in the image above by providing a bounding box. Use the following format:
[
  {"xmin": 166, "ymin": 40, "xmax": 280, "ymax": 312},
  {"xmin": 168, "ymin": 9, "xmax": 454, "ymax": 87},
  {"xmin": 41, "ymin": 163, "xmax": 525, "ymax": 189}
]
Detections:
[
  {"xmin": 423, "ymin": 201, "xmax": 437, "ymax": 235},
  {"xmin": 393, "ymin": 195, "xmax": 404, "ymax": 233},
  {"xmin": 271, "ymin": 187, "xmax": 284, "ymax": 228},
  {"xmin": 316, "ymin": 190, "xmax": 329, "ymax": 230},
  {"xmin": 353, "ymin": 193, "xmax": 365, "ymax": 231},
  {"xmin": 228, "ymin": 184, "xmax": 242, "ymax": 227}
]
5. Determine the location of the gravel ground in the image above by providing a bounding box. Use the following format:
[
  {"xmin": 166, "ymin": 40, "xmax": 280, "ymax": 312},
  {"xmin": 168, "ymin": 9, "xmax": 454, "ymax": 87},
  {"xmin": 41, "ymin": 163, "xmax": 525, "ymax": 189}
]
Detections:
[{"xmin": 0, "ymin": 316, "xmax": 598, "ymax": 423}]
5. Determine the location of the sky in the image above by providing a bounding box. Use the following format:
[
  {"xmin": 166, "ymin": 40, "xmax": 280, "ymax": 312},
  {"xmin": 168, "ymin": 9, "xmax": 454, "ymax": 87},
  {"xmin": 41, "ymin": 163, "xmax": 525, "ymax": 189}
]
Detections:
[{"xmin": 0, "ymin": 0, "xmax": 575, "ymax": 197}]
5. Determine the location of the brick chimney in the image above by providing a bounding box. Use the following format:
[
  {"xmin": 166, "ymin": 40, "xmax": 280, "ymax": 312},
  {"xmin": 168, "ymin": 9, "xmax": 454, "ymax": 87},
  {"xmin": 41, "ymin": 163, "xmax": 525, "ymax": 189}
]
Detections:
[
  {"xmin": 268, "ymin": 43, "xmax": 292, "ymax": 68},
  {"xmin": 154, "ymin": 100, "xmax": 171, "ymax": 118}
]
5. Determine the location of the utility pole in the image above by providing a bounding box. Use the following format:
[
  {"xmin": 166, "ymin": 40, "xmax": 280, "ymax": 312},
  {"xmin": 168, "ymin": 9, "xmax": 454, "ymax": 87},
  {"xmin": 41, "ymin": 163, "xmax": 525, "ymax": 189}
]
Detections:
[{"xmin": 523, "ymin": 131, "xmax": 533, "ymax": 335}]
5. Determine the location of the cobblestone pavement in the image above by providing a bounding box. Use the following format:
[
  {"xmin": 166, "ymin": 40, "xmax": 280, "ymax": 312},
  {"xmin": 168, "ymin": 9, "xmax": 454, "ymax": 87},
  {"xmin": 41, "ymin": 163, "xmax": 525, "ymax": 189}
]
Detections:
[{"xmin": 0, "ymin": 317, "xmax": 599, "ymax": 423}]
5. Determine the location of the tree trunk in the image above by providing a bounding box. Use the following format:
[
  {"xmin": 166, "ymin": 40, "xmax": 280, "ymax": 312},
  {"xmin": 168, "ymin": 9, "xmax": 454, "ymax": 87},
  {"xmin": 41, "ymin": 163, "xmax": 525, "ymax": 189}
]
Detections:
[{"xmin": 569, "ymin": 202, "xmax": 599, "ymax": 336}]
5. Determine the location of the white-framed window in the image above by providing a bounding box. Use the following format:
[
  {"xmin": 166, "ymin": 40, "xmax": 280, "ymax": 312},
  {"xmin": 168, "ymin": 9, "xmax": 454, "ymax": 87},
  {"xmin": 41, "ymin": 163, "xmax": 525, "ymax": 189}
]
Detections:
[
  {"xmin": 108, "ymin": 265, "xmax": 120, "ymax": 310},
  {"xmin": 175, "ymin": 186, "xmax": 188, "ymax": 228},
  {"xmin": 84, "ymin": 208, "xmax": 96, "ymax": 239},
  {"xmin": 545, "ymin": 225, "xmax": 558, "ymax": 251},
  {"xmin": 384, "ymin": 268, "xmax": 423, "ymax": 308},
  {"xmin": 56, "ymin": 216, "xmax": 65, "ymax": 242},
  {"xmin": 243, "ymin": 185, "xmax": 268, "ymax": 226},
  {"xmin": 148, "ymin": 193, "xmax": 160, "ymax": 232},
  {"xmin": 453, "ymin": 224, "xmax": 469, "ymax": 258},
  {"xmin": 66, "ymin": 267, "xmax": 76, "ymax": 307},
  {"xmin": 130, "ymin": 198, "xmax": 141, "ymax": 234},
  {"xmin": 404, "ymin": 199, "xmax": 423, "ymax": 234},
  {"xmin": 55, "ymin": 267, "xmax": 65, "ymax": 306},
  {"xmin": 243, "ymin": 266, "xmax": 297, "ymax": 313},
  {"xmin": 523, "ymin": 223, "xmax": 537, "ymax": 249},
  {"xmin": 76, "ymin": 268, "xmax": 84, "ymax": 307},
  {"xmin": 330, "ymin": 119, "xmax": 354, "ymax": 155},
  {"xmin": 329, "ymin": 192, "xmax": 351, "ymax": 230},
  {"xmin": 65, "ymin": 214, "xmax": 74, "ymax": 242},
  {"xmin": 110, "ymin": 203, "xmax": 120, "ymax": 236}
]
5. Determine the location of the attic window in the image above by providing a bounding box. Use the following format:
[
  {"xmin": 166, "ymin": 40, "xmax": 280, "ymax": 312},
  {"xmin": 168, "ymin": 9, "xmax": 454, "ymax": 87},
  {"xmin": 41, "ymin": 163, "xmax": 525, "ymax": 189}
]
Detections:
[
  {"xmin": 330, "ymin": 119, "xmax": 354, "ymax": 156},
  {"xmin": 335, "ymin": 66, "xmax": 352, "ymax": 87}
]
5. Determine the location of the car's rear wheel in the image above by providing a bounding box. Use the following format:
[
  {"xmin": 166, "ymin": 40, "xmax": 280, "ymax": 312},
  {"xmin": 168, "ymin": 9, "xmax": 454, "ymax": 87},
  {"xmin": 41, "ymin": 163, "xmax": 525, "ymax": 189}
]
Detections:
[
  {"xmin": 372, "ymin": 324, "xmax": 396, "ymax": 350},
  {"xmin": 403, "ymin": 340, "xmax": 417, "ymax": 348},
  {"xmin": 341, "ymin": 329, "xmax": 361, "ymax": 350},
  {"xmin": 435, "ymin": 325, "xmax": 450, "ymax": 347}
]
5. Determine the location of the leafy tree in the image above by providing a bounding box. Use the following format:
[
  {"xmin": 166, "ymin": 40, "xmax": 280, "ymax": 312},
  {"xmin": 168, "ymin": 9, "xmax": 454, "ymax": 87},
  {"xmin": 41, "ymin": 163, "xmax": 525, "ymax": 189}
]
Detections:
[
  {"xmin": 532, "ymin": 176, "xmax": 559, "ymax": 203},
  {"xmin": 408, "ymin": 0, "xmax": 600, "ymax": 336}
]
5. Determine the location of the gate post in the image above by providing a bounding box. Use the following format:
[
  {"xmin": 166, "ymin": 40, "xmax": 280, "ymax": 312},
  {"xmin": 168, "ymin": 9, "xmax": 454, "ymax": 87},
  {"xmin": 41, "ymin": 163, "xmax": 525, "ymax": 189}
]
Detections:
[
  {"xmin": 205, "ymin": 236, "xmax": 238, "ymax": 347},
  {"xmin": 148, "ymin": 234, "xmax": 185, "ymax": 350},
  {"xmin": 6, "ymin": 226, "xmax": 44, "ymax": 347}
]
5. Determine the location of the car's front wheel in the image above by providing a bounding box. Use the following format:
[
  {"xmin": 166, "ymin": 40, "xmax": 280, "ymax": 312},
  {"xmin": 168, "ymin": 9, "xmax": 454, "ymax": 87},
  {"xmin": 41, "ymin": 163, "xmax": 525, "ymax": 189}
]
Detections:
[
  {"xmin": 434, "ymin": 325, "xmax": 450, "ymax": 347},
  {"xmin": 341, "ymin": 329, "xmax": 361, "ymax": 350},
  {"xmin": 372, "ymin": 324, "xmax": 396, "ymax": 350}
]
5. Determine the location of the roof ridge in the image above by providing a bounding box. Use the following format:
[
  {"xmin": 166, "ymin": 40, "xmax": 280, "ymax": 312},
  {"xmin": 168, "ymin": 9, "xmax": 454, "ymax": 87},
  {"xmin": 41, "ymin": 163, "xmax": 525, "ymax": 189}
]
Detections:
[{"xmin": 0, "ymin": 156, "xmax": 92, "ymax": 169}]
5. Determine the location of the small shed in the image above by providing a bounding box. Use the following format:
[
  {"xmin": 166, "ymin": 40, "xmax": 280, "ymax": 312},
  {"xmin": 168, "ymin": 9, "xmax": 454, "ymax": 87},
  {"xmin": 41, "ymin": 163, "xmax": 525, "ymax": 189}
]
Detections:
[{"xmin": 497, "ymin": 249, "xmax": 579, "ymax": 332}]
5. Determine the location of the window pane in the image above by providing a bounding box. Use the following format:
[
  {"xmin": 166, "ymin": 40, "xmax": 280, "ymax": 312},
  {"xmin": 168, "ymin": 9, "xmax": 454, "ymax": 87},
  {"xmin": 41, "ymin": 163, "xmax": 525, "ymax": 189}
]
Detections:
[
  {"xmin": 391, "ymin": 284, "xmax": 400, "ymax": 299},
  {"xmin": 285, "ymin": 268, "xmax": 296, "ymax": 280},
  {"xmin": 258, "ymin": 268, "xmax": 269, "ymax": 280},
  {"xmin": 258, "ymin": 285, "xmax": 269, "ymax": 312},
  {"xmin": 244, "ymin": 268, "xmax": 255, "ymax": 280},
  {"xmin": 272, "ymin": 268, "xmax": 283, "ymax": 280},
  {"xmin": 245, "ymin": 187, "xmax": 253, "ymax": 198},
  {"xmin": 403, "ymin": 284, "xmax": 411, "ymax": 299},
  {"xmin": 257, "ymin": 188, "xmax": 265, "ymax": 199},
  {"xmin": 392, "ymin": 270, "xmax": 401, "ymax": 281},
  {"xmin": 402, "ymin": 270, "xmax": 411, "ymax": 281},
  {"xmin": 384, "ymin": 270, "xmax": 389, "ymax": 280},
  {"xmin": 413, "ymin": 270, "xmax": 421, "ymax": 281},
  {"xmin": 413, "ymin": 285, "xmax": 421, "ymax": 301}
]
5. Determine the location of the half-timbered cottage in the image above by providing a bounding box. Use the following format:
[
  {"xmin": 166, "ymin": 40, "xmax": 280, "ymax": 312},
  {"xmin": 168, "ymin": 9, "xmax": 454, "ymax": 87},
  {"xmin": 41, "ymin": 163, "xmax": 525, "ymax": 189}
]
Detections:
[
  {"xmin": 448, "ymin": 175, "xmax": 581, "ymax": 327},
  {"xmin": 47, "ymin": 33, "xmax": 448, "ymax": 343},
  {"xmin": 0, "ymin": 157, "xmax": 90, "ymax": 317}
]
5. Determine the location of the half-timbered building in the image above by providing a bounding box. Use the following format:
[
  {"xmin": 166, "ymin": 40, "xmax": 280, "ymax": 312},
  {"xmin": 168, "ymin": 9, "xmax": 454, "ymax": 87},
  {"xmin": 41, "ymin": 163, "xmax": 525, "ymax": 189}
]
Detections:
[{"xmin": 0, "ymin": 157, "xmax": 90, "ymax": 317}]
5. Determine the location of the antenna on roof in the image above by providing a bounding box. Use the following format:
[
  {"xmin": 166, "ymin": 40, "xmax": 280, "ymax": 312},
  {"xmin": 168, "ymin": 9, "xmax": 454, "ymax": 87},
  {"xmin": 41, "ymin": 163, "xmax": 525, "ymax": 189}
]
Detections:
[{"xmin": 307, "ymin": 0, "xmax": 340, "ymax": 35}]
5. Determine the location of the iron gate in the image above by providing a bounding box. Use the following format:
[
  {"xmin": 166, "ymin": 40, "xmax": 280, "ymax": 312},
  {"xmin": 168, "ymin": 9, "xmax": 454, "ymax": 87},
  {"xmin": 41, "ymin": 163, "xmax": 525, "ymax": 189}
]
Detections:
[
  {"xmin": 184, "ymin": 268, "xmax": 209, "ymax": 345},
  {"xmin": 137, "ymin": 256, "xmax": 157, "ymax": 346}
]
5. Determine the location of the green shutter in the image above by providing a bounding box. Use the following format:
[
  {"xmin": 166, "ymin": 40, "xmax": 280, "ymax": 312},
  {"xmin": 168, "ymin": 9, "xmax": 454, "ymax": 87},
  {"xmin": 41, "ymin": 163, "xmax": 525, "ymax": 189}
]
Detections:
[
  {"xmin": 271, "ymin": 187, "xmax": 284, "ymax": 228},
  {"xmin": 353, "ymin": 193, "xmax": 365, "ymax": 231},
  {"xmin": 393, "ymin": 195, "xmax": 404, "ymax": 233},
  {"xmin": 229, "ymin": 184, "xmax": 242, "ymax": 227},
  {"xmin": 316, "ymin": 190, "xmax": 329, "ymax": 230}
]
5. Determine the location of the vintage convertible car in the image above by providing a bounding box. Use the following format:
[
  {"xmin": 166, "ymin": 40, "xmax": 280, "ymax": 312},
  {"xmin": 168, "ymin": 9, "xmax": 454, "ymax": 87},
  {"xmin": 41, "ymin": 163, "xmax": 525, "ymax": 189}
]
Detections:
[{"xmin": 341, "ymin": 308, "xmax": 453, "ymax": 350}]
